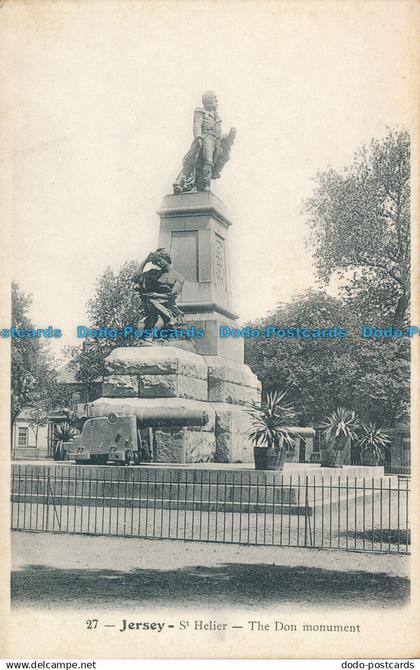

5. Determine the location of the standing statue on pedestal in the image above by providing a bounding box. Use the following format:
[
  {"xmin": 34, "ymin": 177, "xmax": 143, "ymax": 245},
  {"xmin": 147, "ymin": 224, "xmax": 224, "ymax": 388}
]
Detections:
[
  {"xmin": 173, "ymin": 90, "xmax": 236, "ymax": 193},
  {"xmin": 132, "ymin": 249, "xmax": 185, "ymax": 330}
]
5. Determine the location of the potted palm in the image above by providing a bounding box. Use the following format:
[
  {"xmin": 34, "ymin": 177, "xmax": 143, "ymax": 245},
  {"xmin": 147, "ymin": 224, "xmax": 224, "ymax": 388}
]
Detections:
[
  {"xmin": 359, "ymin": 422, "xmax": 390, "ymax": 466},
  {"xmin": 320, "ymin": 407, "xmax": 359, "ymax": 467},
  {"xmin": 245, "ymin": 391, "xmax": 298, "ymax": 470},
  {"xmin": 52, "ymin": 421, "xmax": 78, "ymax": 461}
]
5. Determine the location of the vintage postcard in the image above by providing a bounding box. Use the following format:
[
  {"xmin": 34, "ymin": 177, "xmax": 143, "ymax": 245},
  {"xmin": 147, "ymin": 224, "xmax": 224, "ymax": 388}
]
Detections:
[{"xmin": 0, "ymin": 0, "xmax": 419, "ymax": 662}]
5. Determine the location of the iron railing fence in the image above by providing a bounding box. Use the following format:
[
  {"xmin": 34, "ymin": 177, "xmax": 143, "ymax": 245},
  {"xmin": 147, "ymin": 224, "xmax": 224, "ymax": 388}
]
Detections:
[
  {"xmin": 11, "ymin": 464, "xmax": 410, "ymax": 554},
  {"xmin": 384, "ymin": 464, "xmax": 411, "ymax": 477}
]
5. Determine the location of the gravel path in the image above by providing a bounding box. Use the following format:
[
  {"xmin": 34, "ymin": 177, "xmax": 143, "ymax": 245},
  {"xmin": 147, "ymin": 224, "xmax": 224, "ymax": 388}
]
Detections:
[{"xmin": 12, "ymin": 530, "xmax": 409, "ymax": 611}]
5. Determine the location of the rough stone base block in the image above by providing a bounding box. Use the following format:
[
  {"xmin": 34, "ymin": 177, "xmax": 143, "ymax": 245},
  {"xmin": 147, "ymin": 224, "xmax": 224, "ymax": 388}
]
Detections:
[
  {"xmin": 206, "ymin": 355, "xmax": 261, "ymax": 405},
  {"xmin": 153, "ymin": 428, "xmax": 216, "ymax": 463},
  {"xmin": 205, "ymin": 355, "xmax": 260, "ymax": 387},
  {"xmin": 139, "ymin": 374, "xmax": 207, "ymax": 400},
  {"xmin": 103, "ymin": 374, "xmax": 139, "ymax": 398},
  {"xmin": 213, "ymin": 402, "xmax": 255, "ymax": 464},
  {"xmin": 209, "ymin": 380, "xmax": 259, "ymax": 405},
  {"xmin": 153, "ymin": 429, "xmax": 185, "ymax": 463},
  {"xmin": 185, "ymin": 429, "xmax": 216, "ymax": 463},
  {"xmin": 105, "ymin": 345, "xmax": 207, "ymax": 379}
]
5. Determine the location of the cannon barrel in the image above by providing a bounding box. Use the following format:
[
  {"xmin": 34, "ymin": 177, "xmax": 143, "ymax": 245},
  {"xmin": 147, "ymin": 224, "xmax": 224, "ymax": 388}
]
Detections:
[
  {"xmin": 74, "ymin": 405, "xmax": 209, "ymax": 430},
  {"xmin": 137, "ymin": 408, "xmax": 209, "ymax": 427},
  {"xmin": 109, "ymin": 408, "xmax": 209, "ymax": 428}
]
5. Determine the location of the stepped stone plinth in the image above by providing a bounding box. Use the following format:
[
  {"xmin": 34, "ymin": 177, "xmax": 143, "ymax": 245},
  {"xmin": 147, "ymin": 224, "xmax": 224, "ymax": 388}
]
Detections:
[{"xmin": 90, "ymin": 342, "xmax": 260, "ymax": 464}]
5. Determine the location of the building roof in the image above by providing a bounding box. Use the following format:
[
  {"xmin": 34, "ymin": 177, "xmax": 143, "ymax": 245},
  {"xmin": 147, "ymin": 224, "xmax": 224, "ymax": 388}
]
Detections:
[
  {"xmin": 15, "ymin": 408, "xmax": 69, "ymax": 423},
  {"xmin": 15, "ymin": 409, "xmax": 35, "ymax": 421}
]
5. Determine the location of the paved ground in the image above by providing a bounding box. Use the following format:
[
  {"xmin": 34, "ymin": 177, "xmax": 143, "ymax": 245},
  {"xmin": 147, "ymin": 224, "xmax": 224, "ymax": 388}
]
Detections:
[{"xmin": 11, "ymin": 530, "xmax": 409, "ymax": 610}]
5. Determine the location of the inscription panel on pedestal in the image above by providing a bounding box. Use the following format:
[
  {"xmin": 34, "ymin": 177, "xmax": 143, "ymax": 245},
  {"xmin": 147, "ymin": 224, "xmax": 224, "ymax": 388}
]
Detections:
[
  {"xmin": 170, "ymin": 230, "xmax": 199, "ymax": 281},
  {"xmin": 214, "ymin": 233, "xmax": 226, "ymax": 287}
]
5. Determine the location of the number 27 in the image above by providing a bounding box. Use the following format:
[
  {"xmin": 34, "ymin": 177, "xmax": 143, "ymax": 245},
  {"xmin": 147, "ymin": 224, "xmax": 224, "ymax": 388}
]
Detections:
[{"xmin": 86, "ymin": 619, "xmax": 98, "ymax": 630}]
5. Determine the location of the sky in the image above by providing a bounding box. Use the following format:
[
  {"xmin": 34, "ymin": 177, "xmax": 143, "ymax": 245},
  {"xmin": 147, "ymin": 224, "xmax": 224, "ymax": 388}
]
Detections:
[{"xmin": 4, "ymin": 0, "xmax": 415, "ymax": 354}]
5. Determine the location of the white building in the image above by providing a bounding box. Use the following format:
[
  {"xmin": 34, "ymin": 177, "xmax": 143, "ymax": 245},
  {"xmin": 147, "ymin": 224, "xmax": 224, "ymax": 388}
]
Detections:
[{"xmin": 12, "ymin": 409, "xmax": 49, "ymax": 460}]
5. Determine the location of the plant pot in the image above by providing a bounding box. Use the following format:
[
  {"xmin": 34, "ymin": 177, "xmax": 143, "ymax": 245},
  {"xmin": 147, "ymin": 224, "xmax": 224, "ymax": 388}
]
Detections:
[
  {"xmin": 361, "ymin": 452, "xmax": 379, "ymax": 466},
  {"xmin": 53, "ymin": 447, "xmax": 64, "ymax": 461},
  {"xmin": 320, "ymin": 448, "xmax": 340, "ymax": 467},
  {"xmin": 254, "ymin": 446, "xmax": 285, "ymax": 471}
]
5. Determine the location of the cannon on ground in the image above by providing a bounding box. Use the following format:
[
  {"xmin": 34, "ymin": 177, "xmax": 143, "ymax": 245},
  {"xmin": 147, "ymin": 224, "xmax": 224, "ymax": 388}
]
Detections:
[{"xmin": 63, "ymin": 409, "xmax": 209, "ymax": 465}]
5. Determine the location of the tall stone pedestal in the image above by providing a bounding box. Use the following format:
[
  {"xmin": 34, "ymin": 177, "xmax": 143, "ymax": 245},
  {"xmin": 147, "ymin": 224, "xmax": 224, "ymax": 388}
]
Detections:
[{"xmin": 157, "ymin": 192, "xmax": 244, "ymax": 362}]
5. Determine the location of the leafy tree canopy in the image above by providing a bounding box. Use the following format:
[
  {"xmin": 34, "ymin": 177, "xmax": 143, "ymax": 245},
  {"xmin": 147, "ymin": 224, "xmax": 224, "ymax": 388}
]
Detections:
[
  {"xmin": 244, "ymin": 290, "xmax": 409, "ymax": 427},
  {"xmin": 86, "ymin": 261, "xmax": 142, "ymax": 333},
  {"xmin": 67, "ymin": 261, "xmax": 143, "ymax": 384},
  {"xmin": 11, "ymin": 282, "xmax": 62, "ymax": 427},
  {"xmin": 304, "ymin": 128, "xmax": 410, "ymax": 325}
]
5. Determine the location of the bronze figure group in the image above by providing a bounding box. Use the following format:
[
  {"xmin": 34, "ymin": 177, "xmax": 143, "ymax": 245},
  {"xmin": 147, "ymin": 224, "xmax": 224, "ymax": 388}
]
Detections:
[{"xmin": 132, "ymin": 248, "xmax": 185, "ymax": 331}]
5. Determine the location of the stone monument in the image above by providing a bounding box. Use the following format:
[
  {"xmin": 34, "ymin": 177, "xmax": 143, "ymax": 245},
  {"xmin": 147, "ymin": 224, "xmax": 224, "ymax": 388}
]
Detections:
[{"xmin": 86, "ymin": 91, "xmax": 261, "ymax": 464}]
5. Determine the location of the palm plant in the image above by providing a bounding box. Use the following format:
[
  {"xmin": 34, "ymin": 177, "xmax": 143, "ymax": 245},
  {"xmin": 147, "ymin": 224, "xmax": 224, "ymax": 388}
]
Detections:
[
  {"xmin": 320, "ymin": 407, "xmax": 360, "ymax": 466},
  {"xmin": 358, "ymin": 422, "xmax": 390, "ymax": 465},
  {"xmin": 52, "ymin": 421, "xmax": 78, "ymax": 460},
  {"xmin": 53, "ymin": 422, "xmax": 78, "ymax": 442},
  {"xmin": 245, "ymin": 391, "xmax": 298, "ymax": 470}
]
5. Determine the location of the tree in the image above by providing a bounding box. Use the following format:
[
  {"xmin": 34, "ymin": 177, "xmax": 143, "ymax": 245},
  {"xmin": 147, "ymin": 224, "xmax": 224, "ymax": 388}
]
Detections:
[
  {"xmin": 65, "ymin": 342, "xmax": 105, "ymax": 401},
  {"xmin": 304, "ymin": 128, "xmax": 410, "ymax": 325},
  {"xmin": 11, "ymin": 282, "xmax": 66, "ymax": 456},
  {"xmin": 67, "ymin": 261, "xmax": 144, "ymax": 385},
  {"xmin": 87, "ymin": 260, "xmax": 143, "ymax": 335},
  {"xmin": 11, "ymin": 282, "xmax": 59, "ymax": 428},
  {"xmin": 26, "ymin": 402, "xmax": 51, "ymax": 449},
  {"xmin": 244, "ymin": 290, "xmax": 409, "ymax": 427}
]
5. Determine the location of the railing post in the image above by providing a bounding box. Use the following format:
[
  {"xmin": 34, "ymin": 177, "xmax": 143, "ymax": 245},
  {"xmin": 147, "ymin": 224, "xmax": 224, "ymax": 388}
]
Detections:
[{"xmin": 44, "ymin": 470, "xmax": 50, "ymax": 531}]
